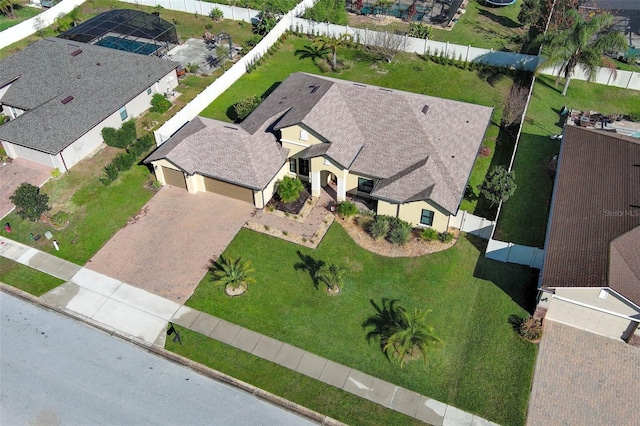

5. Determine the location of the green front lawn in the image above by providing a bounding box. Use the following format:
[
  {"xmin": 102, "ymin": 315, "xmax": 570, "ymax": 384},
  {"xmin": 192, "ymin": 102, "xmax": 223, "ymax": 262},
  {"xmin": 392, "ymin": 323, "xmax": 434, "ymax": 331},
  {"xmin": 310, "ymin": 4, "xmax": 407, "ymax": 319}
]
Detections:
[
  {"xmin": 186, "ymin": 225, "xmax": 538, "ymax": 426},
  {"xmin": 495, "ymin": 75, "xmax": 640, "ymax": 247},
  {"xmin": 0, "ymin": 257, "xmax": 65, "ymax": 296},
  {"xmin": 166, "ymin": 326, "xmax": 424, "ymax": 426}
]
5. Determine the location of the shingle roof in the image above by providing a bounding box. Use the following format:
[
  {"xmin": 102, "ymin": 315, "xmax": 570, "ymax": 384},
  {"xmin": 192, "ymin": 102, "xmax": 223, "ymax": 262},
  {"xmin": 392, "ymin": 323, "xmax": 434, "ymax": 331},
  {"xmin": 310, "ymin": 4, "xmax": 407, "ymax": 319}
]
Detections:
[
  {"xmin": 0, "ymin": 38, "xmax": 179, "ymax": 154},
  {"xmin": 243, "ymin": 73, "xmax": 493, "ymax": 214},
  {"xmin": 145, "ymin": 116, "xmax": 288, "ymax": 190},
  {"xmin": 542, "ymin": 126, "xmax": 640, "ymax": 305}
]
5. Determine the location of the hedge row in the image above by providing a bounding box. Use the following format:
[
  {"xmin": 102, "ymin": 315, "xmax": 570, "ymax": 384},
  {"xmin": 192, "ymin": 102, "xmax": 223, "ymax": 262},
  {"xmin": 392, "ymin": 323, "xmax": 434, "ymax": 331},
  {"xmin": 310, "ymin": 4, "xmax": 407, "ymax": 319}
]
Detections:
[{"xmin": 100, "ymin": 134, "xmax": 155, "ymax": 186}]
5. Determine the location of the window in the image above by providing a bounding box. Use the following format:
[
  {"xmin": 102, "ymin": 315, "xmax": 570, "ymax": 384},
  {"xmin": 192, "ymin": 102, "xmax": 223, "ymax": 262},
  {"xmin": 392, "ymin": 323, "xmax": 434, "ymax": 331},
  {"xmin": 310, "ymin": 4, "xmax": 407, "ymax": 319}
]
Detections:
[
  {"xmin": 357, "ymin": 177, "xmax": 374, "ymax": 194},
  {"xmin": 119, "ymin": 106, "xmax": 128, "ymax": 121},
  {"xmin": 298, "ymin": 158, "xmax": 310, "ymax": 177},
  {"xmin": 420, "ymin": 209, "xmax": 434, "ymax": 226},
  {"xmin": 147, "ymin": 87, "xmax": 152, "ymax": 95},
  {"xmin": 299, "ymin": 129, "xmax": 308, "ymax": 141},
  {"xmin": 289, "ymin": 158, "xmax": 297, "ymax": 173}
]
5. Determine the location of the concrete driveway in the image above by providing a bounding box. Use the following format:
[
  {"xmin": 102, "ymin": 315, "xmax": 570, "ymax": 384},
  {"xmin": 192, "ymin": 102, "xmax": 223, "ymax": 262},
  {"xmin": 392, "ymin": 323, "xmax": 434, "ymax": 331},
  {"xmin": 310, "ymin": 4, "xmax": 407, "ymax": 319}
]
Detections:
[
  {"xmin": 0, "ymin": 159, "xmax": 52, "ymax": 220},
  {"xmin": 87, "ymin": 187, "xmax": 254, "ymax": 303},
  {"xmin": 527, "ymin": 320, "xmax": 640, "ymax": 426}
]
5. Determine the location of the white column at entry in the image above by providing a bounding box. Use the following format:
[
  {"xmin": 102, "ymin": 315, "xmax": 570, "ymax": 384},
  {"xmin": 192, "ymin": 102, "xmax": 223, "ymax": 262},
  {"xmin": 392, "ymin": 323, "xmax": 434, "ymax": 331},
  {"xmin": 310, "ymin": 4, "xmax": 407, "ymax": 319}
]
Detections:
[
  {"xmin": 336, "ymin": 176, "xmax": 346, "ymax": 202},
  {"xmin": 311, "ymin": 171, "xmax": 321, "ymax": 197}
]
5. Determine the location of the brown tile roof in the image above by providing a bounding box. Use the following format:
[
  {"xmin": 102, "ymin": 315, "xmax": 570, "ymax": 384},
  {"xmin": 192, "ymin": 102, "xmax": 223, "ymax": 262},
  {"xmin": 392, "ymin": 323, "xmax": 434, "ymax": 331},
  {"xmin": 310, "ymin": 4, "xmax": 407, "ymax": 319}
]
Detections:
[
  {"xmin": 542, "ymin": 126, "xmax": 640, "ymax": 305},
  {"xmin": 243, "ymin": 73, "xmax": 493, "ymax": 214},
  {"xmin": 145, "ymin": 117, "xmax": 288, "ymax": 190}
]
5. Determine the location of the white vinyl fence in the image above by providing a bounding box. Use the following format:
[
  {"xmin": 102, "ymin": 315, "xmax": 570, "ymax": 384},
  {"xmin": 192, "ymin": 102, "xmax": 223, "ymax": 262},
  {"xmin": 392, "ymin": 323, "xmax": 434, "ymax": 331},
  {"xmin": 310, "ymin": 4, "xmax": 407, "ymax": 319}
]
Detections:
[
  {"xmin": 120, "ymin": 0, "xmax": 260, "ymax": 23},
  {"xmin": 539, "ymin": 62, "xmax": 640, "ymax": 91},
  {"xmin": 0, "ymin": 0, "xmax": 88, "ymax": 49},
  {"xmin": 485, "ymin": 239, "xmax": 545, "ymax": 269},
  {"xmin": 449, "ymin": 210, "xmax": 495, "ymax": 240}
]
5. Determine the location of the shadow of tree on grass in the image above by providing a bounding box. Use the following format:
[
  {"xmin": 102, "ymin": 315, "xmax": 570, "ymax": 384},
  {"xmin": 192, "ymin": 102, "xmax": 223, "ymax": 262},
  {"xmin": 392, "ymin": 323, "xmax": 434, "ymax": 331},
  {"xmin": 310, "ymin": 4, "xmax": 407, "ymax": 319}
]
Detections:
[{"xmin": 293, "ymin": 250, "xmax": 325, "ymax": 290}]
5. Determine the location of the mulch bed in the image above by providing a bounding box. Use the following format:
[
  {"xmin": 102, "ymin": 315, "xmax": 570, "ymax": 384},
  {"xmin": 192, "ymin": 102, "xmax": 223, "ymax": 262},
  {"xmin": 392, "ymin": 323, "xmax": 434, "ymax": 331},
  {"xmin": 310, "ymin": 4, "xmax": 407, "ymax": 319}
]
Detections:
[{"xmin": 267, "ymin": 190, "xmax": 310, "ymax": 215}]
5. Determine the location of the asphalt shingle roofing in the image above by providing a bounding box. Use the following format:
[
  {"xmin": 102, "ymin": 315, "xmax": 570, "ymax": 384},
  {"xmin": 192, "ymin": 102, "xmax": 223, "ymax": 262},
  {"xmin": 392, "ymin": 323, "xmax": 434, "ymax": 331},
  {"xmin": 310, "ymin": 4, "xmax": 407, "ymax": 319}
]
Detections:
[
  {"xmin": 542, "ymin": 126, "xmax": 640, "ymax": 305},
  {"xmin": 245, "ymin": 73, "xmax": 493, "ymax": 214},
  {"xmin": 0, "ymin": 38, "xmax": 179, "ymax": 154}
]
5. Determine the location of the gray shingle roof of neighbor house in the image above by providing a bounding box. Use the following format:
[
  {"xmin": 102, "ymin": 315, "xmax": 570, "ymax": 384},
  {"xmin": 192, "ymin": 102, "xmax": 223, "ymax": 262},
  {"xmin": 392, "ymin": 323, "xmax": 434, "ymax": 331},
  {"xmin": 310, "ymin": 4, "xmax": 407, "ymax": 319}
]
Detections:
[
  {"xmin": 0, "ymin": 37, "xmax": 179, "ymax": 155},
  {"xmin": 244, "ymin": 72, "xmax": 493, "ymax": 214},
  {"xmin": 541, "ymin": 126, "xmax": 640, "ymax": 306},
  {"xmin": 144, "ymin": 116, "xmax": 289, "ymax": 190}
]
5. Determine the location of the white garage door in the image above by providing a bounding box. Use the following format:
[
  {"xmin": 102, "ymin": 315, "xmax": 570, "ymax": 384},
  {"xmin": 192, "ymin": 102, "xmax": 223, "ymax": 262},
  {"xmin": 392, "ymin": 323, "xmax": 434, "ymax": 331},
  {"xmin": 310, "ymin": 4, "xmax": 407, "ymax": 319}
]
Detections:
[{"xmin": 546, "ymin": 298, "xmax": 631, "ymax": 340}]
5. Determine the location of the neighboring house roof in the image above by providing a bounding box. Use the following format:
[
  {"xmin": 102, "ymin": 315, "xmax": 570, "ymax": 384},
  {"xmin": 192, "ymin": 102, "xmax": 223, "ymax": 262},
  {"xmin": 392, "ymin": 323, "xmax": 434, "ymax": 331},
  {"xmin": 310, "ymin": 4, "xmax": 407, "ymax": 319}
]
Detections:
[
  {"xmin": 243, "ymin": 73, "xmax": 493, "ymax": 214},
  {"xmin": 541, "ymin": 126, "xmax": 640, "ymax": 305},
  {"xmin": 0, "ymin": 37, "xmax": 179, "ymax": 155},
  {"xmin": 145, "ymin": 116, "xmax": 288, "ymax": 190},
  {"xmin": 580, "ymin": 0, "xmax": 640, "ymax": 11}
]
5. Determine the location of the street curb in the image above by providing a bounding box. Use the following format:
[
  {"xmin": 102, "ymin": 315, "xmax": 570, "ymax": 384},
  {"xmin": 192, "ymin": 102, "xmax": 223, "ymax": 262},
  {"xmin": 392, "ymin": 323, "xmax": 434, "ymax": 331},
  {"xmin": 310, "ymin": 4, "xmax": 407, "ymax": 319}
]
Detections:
[{"xmin": 0, "ymin": 283, "xmax": 345, "ymax": 425}]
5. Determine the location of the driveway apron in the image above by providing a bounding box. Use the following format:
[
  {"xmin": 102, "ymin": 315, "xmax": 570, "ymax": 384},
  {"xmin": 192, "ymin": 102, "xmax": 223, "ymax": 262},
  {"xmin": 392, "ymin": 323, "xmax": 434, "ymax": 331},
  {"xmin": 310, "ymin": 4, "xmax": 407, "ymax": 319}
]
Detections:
[{"xmin": 87, "ymin": 187, "xmax": 253, "ymax": 303}]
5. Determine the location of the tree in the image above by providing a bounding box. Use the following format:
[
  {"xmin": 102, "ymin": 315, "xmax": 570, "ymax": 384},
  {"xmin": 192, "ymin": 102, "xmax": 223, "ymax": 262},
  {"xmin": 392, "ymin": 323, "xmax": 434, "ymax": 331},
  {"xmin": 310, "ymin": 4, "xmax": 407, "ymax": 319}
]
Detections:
[
  {"xmin": 314, "ymin": 33, "xmax": 352, "ymax": 70},
  {"xmin": 518, "ymin": 0, "xmax": 543, "ymax": 28},
  {"xmin": 55, "ymin": 7, "xmax": 82, "ymax": 32},
  {"xmin": 314, "ymin": 262, "xmax": 347, "ymax": 294},
  {"xmin": 478, "ymin": 166, "xmax": 516, "ymax": 207},
  {"xmin": 10, "ymin": 183, "xmax": 51, "ymax": 221},
  {"xmin": 253, "ymin": 10, "xmax": 277, "ymax": 36},
  {"xmin": 276, "ymin": 176, "xmax": 305, "ymax": 203},
  {"xmin": 501, "ymin": 83, "xmax": 529, "ymax": 128},
  {"xmin": 232, "ymin": 95, "xmax": 261, "ymax": 122},
  {"xmin": 362, "ymin": 298, "xmax": 406, "ymax": 356},
  {"xmin": 211, "ymin": 256, "xmax": 256, "ymax": 295},
  {"xmin": 360, "ymin": 30, "xmax": 407, "ymax": 63},
  {"xmin": 536, "ymin": 8, "xmax": 627, "ymax": 96},
  {"xmin": 0, "ymin": 0, "xmax": 16, "ymax": 19},
  {"xmin": 384, "ymin": 307, "xmax": 442, "ymax": 368}
]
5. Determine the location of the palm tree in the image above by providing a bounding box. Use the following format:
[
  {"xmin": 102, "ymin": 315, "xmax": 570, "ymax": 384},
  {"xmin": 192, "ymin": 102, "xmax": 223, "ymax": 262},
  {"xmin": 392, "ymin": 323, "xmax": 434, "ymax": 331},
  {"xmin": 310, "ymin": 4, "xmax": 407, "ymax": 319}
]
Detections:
[
  {"xmin": 211, "ymin": 256, "xmax": 256, "ymax": 295},
  {"xmin": 536, "ymin": 8, "xmax": 627, "ymax": 96},
  {"xmin": 0, "ymin": 0, "xmax": 16, "ymax": 19},
  {"xmin": 362, "ymin": 299, "xmax": 407, "ymax": 358},
  {"xmin": 384, "ymin": 307, "xmax": 442, "ymax": 368},
  {"xmin": 314, "ymin": 262, "xmax": 347, "ymax": 294},
  {"xmin": 313, "ymin": 33, "xmax": 352, "ymax": 70}
]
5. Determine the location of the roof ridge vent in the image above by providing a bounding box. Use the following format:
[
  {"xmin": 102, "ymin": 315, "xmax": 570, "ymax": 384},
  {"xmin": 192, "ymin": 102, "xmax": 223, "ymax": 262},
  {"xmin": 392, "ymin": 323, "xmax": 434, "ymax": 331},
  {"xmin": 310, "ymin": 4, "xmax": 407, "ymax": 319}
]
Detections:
[
  {"xmin": 71, "ymin": 49, "xmax": 82, "ymax": 56},
  {"xmin": 61, "ymin": 96, "xmax": 74, "ymax": 104},
  {"xmin": 422, "ymin": 105, "xmax": 429, "ymax": 114}
]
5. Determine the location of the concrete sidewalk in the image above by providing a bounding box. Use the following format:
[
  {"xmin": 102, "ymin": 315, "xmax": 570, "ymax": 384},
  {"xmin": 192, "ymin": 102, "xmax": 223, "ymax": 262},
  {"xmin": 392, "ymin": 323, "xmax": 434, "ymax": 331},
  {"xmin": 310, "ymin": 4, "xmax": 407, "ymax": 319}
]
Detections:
[{"xmin": 1, "ymin": 236, "xmax": 498, "ymax": 426}]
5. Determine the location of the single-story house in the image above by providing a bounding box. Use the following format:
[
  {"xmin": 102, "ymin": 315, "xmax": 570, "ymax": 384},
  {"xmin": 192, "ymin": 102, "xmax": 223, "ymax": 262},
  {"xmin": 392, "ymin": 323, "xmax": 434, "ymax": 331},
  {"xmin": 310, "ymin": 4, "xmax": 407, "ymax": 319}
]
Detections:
[
  {"xmin": 0, "ymin": 37, "xmax": 180, "ymax": 172},
  {"xmin": 145, "ymin": 72, "xmax": 493, "ymax": 232},
  {"xmin": 537, "ymin": 125, "xmax": 640, "ymax": 342}
]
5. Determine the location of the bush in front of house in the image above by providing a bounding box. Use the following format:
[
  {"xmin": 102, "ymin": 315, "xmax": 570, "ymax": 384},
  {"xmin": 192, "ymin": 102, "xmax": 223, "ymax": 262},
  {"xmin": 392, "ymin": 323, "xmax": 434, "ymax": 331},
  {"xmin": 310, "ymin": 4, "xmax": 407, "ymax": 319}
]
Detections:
[
  {"xmin": 102, "ymin": 120, "xmax": 137, "ymax": 148},
  {"xmin": 386, "ymin": 217, "xmax": 412, "ymax": 245},
  {"xmin": 277, "ymin": 176, "xmax": 305, "ymax": 204},
  {"xmin": 336, "ymin": 201, "xmax": 358, "ymax": 217},
  {"xmin": 438, "ymin": 231, "xmax": 454, "ymax": 243},
  {"xmin": 368, "ymin": 216, "xmax": 390, "ymax": 240},
  {"xmin": 420, "ymin": 227, "xmax": 438, "ymax": 242},
  {"xmin": 151, "ymin": 93, "xmax": 172, "ymax": 114}
]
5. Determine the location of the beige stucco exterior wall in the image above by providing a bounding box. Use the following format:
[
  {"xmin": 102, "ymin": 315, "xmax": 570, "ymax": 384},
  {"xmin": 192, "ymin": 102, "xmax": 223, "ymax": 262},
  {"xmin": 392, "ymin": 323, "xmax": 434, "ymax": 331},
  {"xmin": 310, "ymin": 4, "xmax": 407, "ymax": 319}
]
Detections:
[
  {"xmin": 257, "ymin": 163, "xmax": 291, "ymax": 208},
  {"xmin": 376, "ymin": 199, "xmax": 450, "ymax": 232}
]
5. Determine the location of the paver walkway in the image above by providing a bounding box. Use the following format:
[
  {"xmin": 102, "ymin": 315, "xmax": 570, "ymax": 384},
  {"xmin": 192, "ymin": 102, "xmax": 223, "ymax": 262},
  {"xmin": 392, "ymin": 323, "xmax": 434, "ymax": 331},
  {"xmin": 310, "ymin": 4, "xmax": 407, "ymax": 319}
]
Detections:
[{"xmin": 1, "ymin": 236, "xmax": 498, "ymax": 426}]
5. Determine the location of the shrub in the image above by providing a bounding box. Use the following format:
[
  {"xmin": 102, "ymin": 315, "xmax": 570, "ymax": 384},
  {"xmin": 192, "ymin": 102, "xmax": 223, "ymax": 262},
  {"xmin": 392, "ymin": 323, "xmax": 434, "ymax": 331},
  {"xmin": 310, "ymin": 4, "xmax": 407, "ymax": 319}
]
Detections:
[
  {"xmin": 438, "ymin": 231, "xmax": 454, "ymax": 243},
  {"xmin": 51, "ymin": 168, "xmax": 62, "ymax": 179},
  {"xmin": 277, "ymin": 176, "xmax": 305, "ymax": 203},
  {"xmin": 50, "ymin": 211, "xmax": 69, "ymax": 229},
  {"xmin": 303, "ymin": 0, "xmax": 348, "ymax": 25},
  {"xmin": 316, "ymin": 58, "xmax": 332, "ymax": 73},
  {"xmin": 101, "ymin": 120, "xmax": 137, "ymax": 148},
  {"xmin": 368, "ymin": 216, "xmax": 390, "ymax": 240},
  {"xmin": 253, "ymin": 10, "xmax": 277, "ymax": 36},
  {"xmin": 387, "ymin": 220, "xmax": 412, "ymax": 245},
  {"xmin": 519, "ymin": 317, "xmax": 542, "ymax": 341},
  {"xmin": 421, "ymin": 227, "xmax": 438, "ymax": 241},
  {"xmin": 478, "ymin": 166, "xmax": 517, "ymax": 207},
  {"xmin": 232, "ymin": 95, "xmax": 262, "ymax": 122},
  {"xmin": 209, "ymin": 7, "xmax": 223, "ymax": 21},
  {"xmin": 336, "ymin": 201, "xmax": 358, "ymax": 217},
  {"xmin": 10, "ymin": 183, "xmax": 51, "ymax": 221},
  {"xmin": 104, "ymin": 163, "xmax": 119, "ymax": 183},
  {"xmin": 408, "ymin": 22, "xmax": 432, "ymax": 39},
  {"xmin": 101, "ymin": 127, "xmax": 118, "ymax": 146},
  {"xmin": 186, "ymin": 62, "xmax": 200, "ymax": 73},
  {"xmin": 356, "ymin": 209, "xmax": 375, "ymax": 227},
  {"xmin": 113, "ymin": 152, "xmax": 136, "ymax": 171},
  {"xmin": 150, "ymin": 93, "xmax": 172, "ymax": 114},
  {"xmin": 247, "ymin": 34, "xmax": 262, "ymax": 47}
]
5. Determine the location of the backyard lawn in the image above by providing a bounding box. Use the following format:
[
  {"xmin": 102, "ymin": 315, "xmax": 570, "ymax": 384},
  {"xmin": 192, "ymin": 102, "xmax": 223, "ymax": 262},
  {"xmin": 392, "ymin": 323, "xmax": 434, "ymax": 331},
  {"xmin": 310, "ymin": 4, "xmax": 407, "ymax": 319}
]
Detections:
[
  {"xmin": 495, "ymin": 75, "xmax": 640, "ymax": 247},
  {"xmin": 201, "ymin": 35, "xmax": 515, "ymax": 213},
  {"xmin": 0, "ymin": 258, "xmax": 64, "ymax": 296},
  {"xmin": 0, "ymin": 2, "xmax": 42, "ymax": 32},
  {"xmin": 186, "ymin": 225, "xmax": 539, "ymax": 426}
]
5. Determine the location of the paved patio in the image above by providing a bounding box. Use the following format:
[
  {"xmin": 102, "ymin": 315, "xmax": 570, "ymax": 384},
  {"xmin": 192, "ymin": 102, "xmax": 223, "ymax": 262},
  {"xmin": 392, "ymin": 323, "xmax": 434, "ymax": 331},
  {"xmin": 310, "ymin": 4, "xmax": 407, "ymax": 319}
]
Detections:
[
  {"xmin": 527, "ymin": 320, "xmax": 640, "ymax": 426},
  {"xmin": 0, "ymin": 159, "xmax": 52, "ymax": 220},
  {"xmin": 87, "ymin": 187, "xmax": 254, "ymax": 303}
]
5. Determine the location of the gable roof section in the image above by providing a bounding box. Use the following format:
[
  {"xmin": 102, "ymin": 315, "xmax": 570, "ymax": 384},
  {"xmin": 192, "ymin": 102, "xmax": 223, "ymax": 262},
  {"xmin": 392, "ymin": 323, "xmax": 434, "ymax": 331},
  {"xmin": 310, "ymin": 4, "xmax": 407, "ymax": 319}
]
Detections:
[
  {"xmin": 541, "ymin": 126, "xmax": 640, "ymax": 305},
  {"xmin": 145, "ymin": 116, "xmax": 288, "ymax": 190},
  {"xmin": 243, "ymin": 73, "xmax": 492, "ymax": 214},
  {"xmin": 0, "ymin": 38, "xmax": 179, "ymax": 154},
  {"xmin": 609, "ymin": 227, "xmax": 640, "ymax": 306}
]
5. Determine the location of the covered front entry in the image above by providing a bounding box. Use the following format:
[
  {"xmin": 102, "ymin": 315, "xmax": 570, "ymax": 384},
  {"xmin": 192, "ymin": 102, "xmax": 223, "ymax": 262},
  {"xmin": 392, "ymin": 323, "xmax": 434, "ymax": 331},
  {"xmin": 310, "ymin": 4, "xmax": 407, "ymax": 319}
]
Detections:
[
  {"xmin": 204, "ymin": 176, "xmax": 254, "ymax": 204},
  {"xmin": 162, "ymin": 167, "xmax": 187, "ymax": 190}
]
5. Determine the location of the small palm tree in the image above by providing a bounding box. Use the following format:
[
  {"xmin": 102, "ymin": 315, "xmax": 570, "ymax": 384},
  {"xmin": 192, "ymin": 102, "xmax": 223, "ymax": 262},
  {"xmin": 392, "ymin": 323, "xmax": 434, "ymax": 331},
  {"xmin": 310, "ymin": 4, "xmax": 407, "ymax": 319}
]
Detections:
[
  {"xmin": 536, "ymin": 8, "xmax": 627, "ymax": 96},
  {"xmin": 211, "ymin": 256, "xmax": 256, "ymax": 295},
  {"xmin": 384, "ymin": 308, "xmax": 442, "ymax": 368},
  {"xmin": 313, "ymin": 33, "xmax": 352, "ymax": 70},
  {"xmin": 362, "ymin": 298, "xmax": 406, "ymax": 357},
  {"xmin": 294, "ymin": 44, "xmax": 331, "ymax": 63},
  {"xmin": 314, "ymin": 262, "xmax": 347, "ymax": 294}
]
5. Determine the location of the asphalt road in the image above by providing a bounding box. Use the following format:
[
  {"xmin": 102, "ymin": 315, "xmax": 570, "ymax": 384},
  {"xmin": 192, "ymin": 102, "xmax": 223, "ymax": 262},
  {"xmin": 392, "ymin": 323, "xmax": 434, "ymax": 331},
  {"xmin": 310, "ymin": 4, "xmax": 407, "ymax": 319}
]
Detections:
[{"xmin": 0, "ymin": 292, "xmax": 315, "ymax": 425}]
